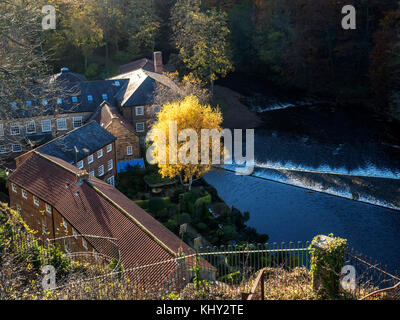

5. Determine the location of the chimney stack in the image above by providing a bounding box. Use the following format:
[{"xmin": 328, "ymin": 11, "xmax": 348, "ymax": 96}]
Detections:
[
  {"xmin": 76, "ymin": 170, "xmax": 89, "ymax": 185},
  {"xmin": 153, "ymin": 52, "xmax": 163, "ymax": 74}
]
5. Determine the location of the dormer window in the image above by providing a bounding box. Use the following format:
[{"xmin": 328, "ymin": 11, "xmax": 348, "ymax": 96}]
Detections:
[
  {"xmin": 102, "ymin": 94, "xmax": 108, "ymax": 100},
  {"xmin": 77, "ymin": 160, "xmax": 84, "ymax": 169},
  {"xmin": 26, "ymin": 100, "xmax": 32, "ymax": 107},
  {"xmin": 57, "ymin": 98, "xmax": 62, "ymax": 105},
  {"xmin": 72, "ymin": 96, "xmax": 78, "ymax": 103},
  {"xmin": 87, "ymin": 95, "xmax": 93, "ymax": 102}
]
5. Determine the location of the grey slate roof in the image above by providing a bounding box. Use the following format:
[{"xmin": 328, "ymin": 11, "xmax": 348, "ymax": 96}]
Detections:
[
  {"xmin": 113, "ymin": 69, "xmax": 181, "ymax": 107},
  {"xmin": 37, "ymin": 121, "xmax": 116, "ymax": 164}
]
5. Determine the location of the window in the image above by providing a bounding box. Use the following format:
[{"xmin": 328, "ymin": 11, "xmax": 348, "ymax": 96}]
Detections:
[
  {"xmin": 97, "ymin": 149, "xmax": 103, "ymax": 159},
  {"xmin": 22, "ymin": 189, "xmax": 27, "ymax": 199},
  {"xmin": 41, "ymin": 119, "xmax": 51, "ymax": 132},
  {"xmin": 10, "ymin": 123, "xmax": 20, "ymax": 135},
  {"xmin": 12, "ymin": 183, "xmax": 17, "ymax": 193},
  {"xmin": 62, "ymin": 217, "xmax": 68, "ymax": 229},
  {"xmin": 73, "ymin": 117, "xmax": 83, "ymax": 129},
  {"xmin": 42, "ymin": 99, "xmax": 48, "ymax": 106},
  {"xmin": 42, "ymin": 220, "xmax": 47, "ymax": 235},
  {"xmin": 107, "ymin": 176, "xmax": 115, "ymax": 186},
  {"xmin": 64, "ymin": 239, "xmax": 71, "ymax": 254},
  {"xmin": 82, "ymin": 238, "xmax": 88, "ymax": 250},
  {"xmin": 57, "ymin": 98, "xmax": 63, "ymax": 105},
  {"xmin": 12, "ymin": 144, "xmax": 22, "ymax": 153},
  {"xmin": 33, "ymin": 196, "xmax": 39, "ymax": 206},
  {"xmin": 136, "ymin": 122, "xmax": 145, "ymax": 133},
  {"xmin": 26, "ymin": 100, "xmax": 32, "ymax": 107},
  {"xmin": 106, "ymin": 144, "xmax": 112, "ymax": 153},
  {"xmin": 0, "ymin": 145, "xmax": 7, "ymax": 154},
  {"xmin": 57, "ymin": 118, "xmax": 67, "ymax": 131},
  {"xmin": 88, "ymin": 154, "xmax": 94, "ymax": 164},
  {"xmin": 72, "ymin": 96, "xmax": 78, "ymax": 103},
  {"xmin": 0, "ymin": 124, "xmax": 4, "ymax": 136},
  {"xmin": 114, "ymin": 81, "xmax": 120, "ymax": 86},
  {"xmin": 135, "ymin": 107, "xmax": 144, "ymax": 116},
  {"xmin": 102, "ymin": 94, "xmax": 108, "ymax": 100},
  {"xmin": 77, "ymin": 160, "xmax": 84, "ymax": 169},
  {"xmin": 127, "ymin": 146, "xmax": 133, "ymax": 156},
  {"xmin": 90, "ymin": 171, "xmax": 95, "ymax": 177},
  {"xmin": 98, "ymin": 165, "xmax": 104, "ymax": 177},
  {"xmin": 107, "ymin": 159, "xmax": 113, "ymax": 172},
  {"xmin": 16, "ymin": 204, "xmax": 21, "ymax": 216},
  {"xmin": 72, "ymin": 228, "xmax": 78, "ymax": 239},
  {"xmin": 25, "ymin": 121, "xmax": 36, "ymax": 134},
  {"xmin": 87, "ymin": 95, "xmax": 93, "ymax": 102},
  {"xmin": 45, "ymin": 203, "xmax": 52, "ymax": 215}
]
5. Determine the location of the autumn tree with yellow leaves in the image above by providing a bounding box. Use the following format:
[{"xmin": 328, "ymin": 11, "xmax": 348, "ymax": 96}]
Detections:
[{"xmin": 148, "ymin": 95, "xmax": 225, "ymax": 190}]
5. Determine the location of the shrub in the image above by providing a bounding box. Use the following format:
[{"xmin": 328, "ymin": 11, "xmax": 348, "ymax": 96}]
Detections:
[
  {"xmin": 135, "ymin": 200, "xmax": 149, "ymax": 210},
  {"xmin": 165, "ymin": 219, "xmax": 178, "ymax": 233},
  {"xmin": 194, "ymin": 193, "xmax": 211, "ymax": 207},
  {"xmin": 178, "ymin": 212, "xmax": 191, "ymax": 225},
  {"xmin": 196, "ymin": 222, "xmax": 207, "ymax": 231}
]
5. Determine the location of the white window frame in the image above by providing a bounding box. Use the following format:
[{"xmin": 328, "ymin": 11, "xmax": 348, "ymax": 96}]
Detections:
[
  {"xmin": 98, "ymin": 165, "xmax": 104, "ymax": 177},
  {"xmin": 77, "ymin": 160, "xmax": 84, "ymax": 169},
  {"xmin": 72, "ymin": 228, "xmax": 78, "ymax": 239},
  {"xmin": 0, "ymin": 145, "xmax": 7, "ymax": 154},
  {"xmin": 135, "ymin": 106, "xmax": 144, "ymax": 116},
  {"xmin": 73, "ymin": 117, "xmax": 83, "ymax": 129},
  {"xmin": 25, "ymin": 121, "xmax": 36, "ymax": 134},
  {"xmin": 10, "ymin": 123, "xmax": 20, "ymax": 136},
  {"xmin": 90, "ymin": 171, "xmax": 95, "ymax": 177},
  {"xmin": 97, "ymin": 149, "xmax": 103, "ymax": 159},
  {"xmin": 88, "ymin": 154, "xmax": 94, "ymax": 164},
  {"xmin": 107, "ymin": 176, "xmax": 115, "ymax": 186},
  {"xmin": 33, "ymin": 196, "xmax": 39, "ymax": 206},
  {"xmin": 64, "ymin": 239, "xmax": 71, "ymax": 254},
  {"xmin": 16, "ymin": 204, "xmax": 21, "ymax": 215},
  {"xmin": 62, "ymin": 217, "xmax": 68, "ymax": 230},
  {"xmin": 106, "ymin": 144, "xmax": 112, "ymax": 153},
  {"xmin": 57, "ymin": 118, "xmax": 67, "ymax": 131},
  {"xmin": 22, "ymin": 189, "xmax": 27, "ymax": 199},
  {"xmin": 136, "ymin": 122, "xmax": 145, "ymax": 133},
  {"xmin": 41, "ymin": 119, "xmax": 52, "ymax": 132},
  {"xmin": 45, "ymin": 203, "xmax": 52, "ymax": 215},
  {"xmin": 42, "ymin": 220, "xmax": 47, "ymax": 235},
  {"xmin": 12, "ymin": 183, "xmax": 17, "ymax": 193},
  {"xmin": 107, "ymin": 159, "xmax": 113, "ymax": 172},
  {"xmin": 12, "ymin": 144, "xmax": 22, "ymax": 153},
  {"xmin": 127, "ymin": 146, "xmax": 133, "ymax": 156},
  {"xmin": 82, "ymin": 238, "xmax": 88, "ymax": 250}
]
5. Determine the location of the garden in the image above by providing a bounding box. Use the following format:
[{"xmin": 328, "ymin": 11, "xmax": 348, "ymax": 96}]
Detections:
[{"xmin": 116, "ymin": 166, "xmax": 269, "ymax": 248}]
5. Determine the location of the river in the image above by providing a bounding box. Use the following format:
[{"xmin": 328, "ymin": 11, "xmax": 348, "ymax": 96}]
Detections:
[{"xmin": 204, "ymin": 169, "xmax": 400, "ymax": 274}]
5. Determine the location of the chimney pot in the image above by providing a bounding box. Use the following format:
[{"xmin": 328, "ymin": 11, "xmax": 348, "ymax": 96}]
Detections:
[{"xmin": 153, "ymin": 52, "xmax": 163, "ymax": 74}]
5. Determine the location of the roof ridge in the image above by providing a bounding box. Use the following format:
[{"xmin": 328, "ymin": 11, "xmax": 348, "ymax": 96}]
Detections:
[{"xmin": 34, "ymin": 151, "xmax": 79, "ymax": 176}]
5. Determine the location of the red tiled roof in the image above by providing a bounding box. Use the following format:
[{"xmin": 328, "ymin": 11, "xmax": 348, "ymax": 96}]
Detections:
[{"xmin": 8, "ymin": 152, "xmax": 198, "ymax": 284}]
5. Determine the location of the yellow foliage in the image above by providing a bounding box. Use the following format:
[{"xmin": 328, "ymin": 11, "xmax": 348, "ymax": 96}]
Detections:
[{"xmin": 151, "ymin": 95, "xmax": 223, "ymax": 188}]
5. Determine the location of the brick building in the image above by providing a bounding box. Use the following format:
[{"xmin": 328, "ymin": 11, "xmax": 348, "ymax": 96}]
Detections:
[
  {"xmin": 15, "ymin": 121, "xmax": 117, "ymax": 185},
  {"xmin": 91, "ymin": 101, "xmax": 141, "ymax": 168},
  {"xmin": 0, "ymin": 68, "xmax": 128, "ymax": 165},
  {"xmin": 8, "ymin": 152, "xmax": 197, "ymax": 284}
]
